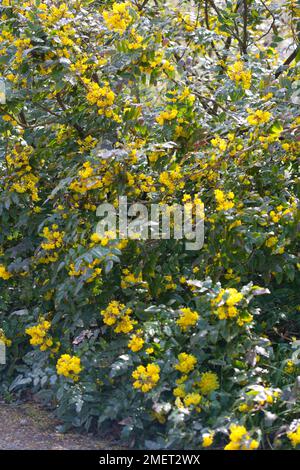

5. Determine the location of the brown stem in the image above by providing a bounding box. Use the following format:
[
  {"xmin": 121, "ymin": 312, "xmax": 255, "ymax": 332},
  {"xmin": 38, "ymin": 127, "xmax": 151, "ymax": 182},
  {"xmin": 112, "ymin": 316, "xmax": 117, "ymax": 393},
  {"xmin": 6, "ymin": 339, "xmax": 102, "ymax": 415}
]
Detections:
[
  {"xmin": 242, "ymin": 0, "xmax": 248, "ymax": 55},
  {"xmin": 275, "ymin": 47, "xmax": 299, "ymax": 78}
]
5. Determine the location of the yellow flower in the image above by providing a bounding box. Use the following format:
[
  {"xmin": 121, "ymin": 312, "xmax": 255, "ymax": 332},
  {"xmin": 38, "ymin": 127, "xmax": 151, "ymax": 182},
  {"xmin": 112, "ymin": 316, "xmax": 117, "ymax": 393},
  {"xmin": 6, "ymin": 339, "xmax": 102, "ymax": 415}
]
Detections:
[
  {"xmin": 247, "ymin": 109, "xmax": 272, "ymax": 126},
  {"xmin": 128, "ymin": 334, "xmax": 144, "ymax": 352},
  {"xmin": 198, "ymin": 372, "xmax": 219, "ymax": 395},
  {"xmin": 127, "ymin": 27, "xmax": 145, "ymax": 50},
  {"xmin": 211, "ymin": 288, "xmax": 246, "ymax": 323},
  {"xmin": 176, "ymin": 307, "xmax": 199, "ymax": 331},
  {"xmin": 101, "ymin": 301, "xmax": 135, "ymax": 333},
  {"xmin": 225, "ymin": 290, "xmax": 243, "ymax": 307},
  {"xmin": 85, "ymin": 80, "xmax": 116, "ymax": 118},
  {"xmin": 78, "ymin": 161, "xmax": 93, "ymax": 179},
  {"xmin": 102, "ymin": 2, "xmax": 134, "ymax": 35},
  {"xmin": 159, "ymin": 165, "xmax": 184, "ymax": 193},
  {"xmin": 156, "ymin": 109, "xmax": 178, "ymax": 126},
  {"xmin": 211, "ymin": 136, "xmax": 227, "ymax": 152},
  {"xmin": 287, "ymin": 425, "xmax": 300, "ymax": 447},
  {"xmin": 173, "ymin": 385, "xmax": 186, "ymax": 398},
  {"xmin": 202, "ymin": 432, "xmax": 214, "ymax": 447},
  {"xmin": 227, "ymin": 61, "xmax": 252, "ymax": 89},
  {"xmin": 121, "ymin": 269, "xmax": 148, "ymax": 289},
  {"xmin": 0, "ymin": 264, "xmax": 12, "ymax": 280},
  {"xmin": 132, "ymin": 363, "xmax": 160, "ymax": 392},
  {"xmin": 0, "ymin": 329, "xmax": 12, "ymax": 347},
  {"xmin": 146, "ymin": 347, "xmax": 154, "ymax": 355},
  {"xmin": 238, "ymin": 403, "xmax": 251, "ymax": 413},
  {"xmin": 214, "ymin": 189, "xmax": 235, "ymax": 211},
  {"xmin": 56, "ymin": 354, "xmax": 82, "ymax": 381},
  {"xmin": 183, "ymin": 392, "xmax": 202, "ymax": 407},
  {"xmin": 26, "ymin": 320, "xmax": 53, "ymax": 351},
  {"xmin": 284, "ymin": 360, "xmax": 296, "ymax": 374},
  {"xmin": 265, "ymin": 236, "xmax": 278, "ymax": 248},
  {"xmin": 175, "ymin": 352, "xmax": 197, "ymax": 374},
  {"xmin": 41, "ymin": 226, "xmax": 64, "ymax": 251},
  {"xmin": 90, "ymin": 233, "xmax": 102, "ymax": 243},
  {"xmin": 224, "ymin": 424, "xmax": 259, "ymax": 450}
]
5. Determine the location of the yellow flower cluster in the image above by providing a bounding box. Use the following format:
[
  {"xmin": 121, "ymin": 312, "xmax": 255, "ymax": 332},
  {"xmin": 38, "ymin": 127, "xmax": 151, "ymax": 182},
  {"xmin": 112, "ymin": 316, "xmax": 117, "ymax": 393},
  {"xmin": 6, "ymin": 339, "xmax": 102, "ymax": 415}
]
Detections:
[
  {"xmin": 247, "ymin": 109, "xmax": 272, "ymax": 126},
  {"xmin": 100, "ymin": 300, "xmax": 135, "ymax": 334},
  {"xmin": 128, "ymin": 333, "xmax": 144, "ymax": 352},
  {"xmin": 176, "ymin": 307, "xmax": 199, "ymax": 331},
  {"xmin": 38, "ymin": 3, "xmax": 74, "ymax": 27},
  {"xmin": 126, "ymin": 27, "xmax": 145, "ymax": 50},
  {"xmin": 90, "ymin": 231, "xmax": 116, "ymax": 247},
  {"xmin": 173, "ymin": 384, "xmax": 202, "ymax": 411},
  {"xmin": 214, "ymin": 189, "xmax": 235, "ymax": 211},
  {"xmin": 173, "ymin": 369, "xmax": 219, "ymax": 410},
  {"xmin": 287, "ymin": 425, "xmax": 300, "ymax": 447},
  {"xmin": 211, "ymin": 136, "xmax": 227, "ymax": 152},
  {"xmin": 265, "ymin": 235, "xmax": 278, "ymax": 248},
  {"xmin": 121, "ymin": 269, "xmax": 148, "ymax": 290},
  {"xmin": 6, "ymin": 144, "xmax": 32, "ymax": 172},
  {"xmin": 77, "ymin": 135, "xmax": 97, "ymax": 154},
  {"xmin": 269, "ymin": 204, "xmax": 292, "ymax": 224},
  {"xmin": 125, "ymin": 172, "xmax": 155, "ymax": 196},
  {"xmin": 175, "ymin": 352, "xmax": 197, "ymax": 374},
  {"xmin": 68, "ymin": 258, "xmax": 102, "ymax": 284},
  {"xmin": 102, "ymin": 2, "xmax": 134, "ymax": 35},
  {"xmin": 132, "ymin": 363, "xmax": 160, "ymax": 392},
  {"xmin": 284, "ymin": 360, "xmax": 296, "ymax": 374},
  {"xmin": 41, "ymin": 225, "xmax": 64, "ymax": 251},
  {"xmin": 173, "ymin": 383, "xmax": 186, "ymax": 398},
  {"xmin": 10, "ymin": 173, "xmax": 40, "ymax": 202},
  {"xmin": 6, "ymin": 145, "xmax": 39, "ymax": 202},
  {"xmin": 227, "ymin": 61, "xmax": 252, "ymax": 89},
  {"xmin": 13, "ymin": 38, "xmax": 32, "ymax": 65},
  {"xmin": 224, "ymin": 268, "xmax": 241, "ymax": 282},
  {"xmin": 140, "ymin": 50, "xmax": 174, "ymax": 73},
  {"xmin": 56, "ymin": 354, "xmax": 82, "ymax": 381},
  {"xmin": 183, "ymin": 392, "xmax": 202, "ymax": 407},
  {"xmin": 163, "ymin": 275, "xmax": 177, "ymax": 291},
  {"xmin": 38, "ymin": 252, "xmax": 59, "ymax": 265},
  {"xmin": 224, "ymin": 424, "xmax": 259, "ymax": 450},
  {"xmin": 85, "ymin": 80, "xmax": 116, "ymax": 118},
  {"xmin": 159, "ymin": 165, "xmax": 185, "ymax": 193},
  {"xmin": 25, "ymin": 320, "xmax": 53, "ymax": 351},
  {"xmin": 202, "ymin": 432, "xmax": 214, "ymax": 447},
  {"xmin": 2, "ymin": 114, "xmax": 17, "ymax": 125},
  {"xmin": 211, "ymin": 288, "xmax": 250, "ymax": 325},
  {"xmin": 197, "ymin": 372, "xmax": 219, "ymax": 395},
  {"xmin": 69, "ymin": 161, "xmax": 104, "ymax": 194},
  {"xmin": 156, "ymin": 109, "xmax": 178, "ymax": 126},
  {"xmin": 0, "ymin": 264, "xmax": 12, "ymax": 280},
  {"xmin": 0, "ymin": 329, "xmax": 12, "ymax": 347},
  {"xmin": 166, "ymin": 87, "xmax": 195, "ymax": 106},
  {"xmin": 0, "ymin": 29, "xmax": 14, "ymax": 46},
  {"xmin": 79, "ymin": 161, "xmax": 94, "ymax": 179}
]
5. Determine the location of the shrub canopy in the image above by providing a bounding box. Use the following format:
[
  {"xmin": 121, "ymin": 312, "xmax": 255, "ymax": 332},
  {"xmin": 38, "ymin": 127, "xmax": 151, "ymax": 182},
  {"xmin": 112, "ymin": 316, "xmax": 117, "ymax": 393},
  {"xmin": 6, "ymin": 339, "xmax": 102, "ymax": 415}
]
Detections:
[{"xmin": 0, "ymin": 0, "xmax": 300, "ymax": 450}]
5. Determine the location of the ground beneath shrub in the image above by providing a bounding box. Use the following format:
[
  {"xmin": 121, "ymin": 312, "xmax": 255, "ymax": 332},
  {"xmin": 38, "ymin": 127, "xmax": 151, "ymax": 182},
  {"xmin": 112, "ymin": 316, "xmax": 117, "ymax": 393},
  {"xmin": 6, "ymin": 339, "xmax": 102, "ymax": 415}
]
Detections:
[{"xmin": 0, "ymin": 402, "xmax": 121, "ymax": 450}]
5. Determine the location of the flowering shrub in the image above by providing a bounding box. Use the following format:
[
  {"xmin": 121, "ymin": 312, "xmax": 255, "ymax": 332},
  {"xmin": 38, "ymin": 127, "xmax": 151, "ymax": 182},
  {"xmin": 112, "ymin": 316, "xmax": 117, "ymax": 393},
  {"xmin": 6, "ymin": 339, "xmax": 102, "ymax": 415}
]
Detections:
[{"xmin": 0, "ymin": 0, "xmax": 300, "ymax": 450}]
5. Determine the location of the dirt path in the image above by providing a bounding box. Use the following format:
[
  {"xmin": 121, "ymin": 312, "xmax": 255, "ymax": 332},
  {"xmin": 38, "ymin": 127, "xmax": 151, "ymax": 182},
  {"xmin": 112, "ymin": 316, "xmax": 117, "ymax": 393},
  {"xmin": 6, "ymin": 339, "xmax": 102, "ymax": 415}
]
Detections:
[{"xmin": 0, "ymin": 403, "xmax": 120, "ymax": 450}]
